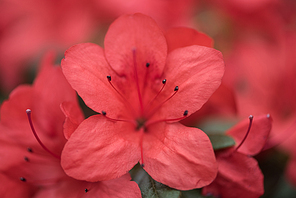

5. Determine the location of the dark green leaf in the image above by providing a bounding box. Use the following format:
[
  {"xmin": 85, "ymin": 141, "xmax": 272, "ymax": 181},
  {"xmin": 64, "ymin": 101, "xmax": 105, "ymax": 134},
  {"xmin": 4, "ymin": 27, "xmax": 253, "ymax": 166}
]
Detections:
[
  {"xmin": 208, "ymin": 134, "xmax": 235, "ymax": 150},
  {"xmin": 130, "ymin": 163, "xmax": 181, "ymax": 198}
]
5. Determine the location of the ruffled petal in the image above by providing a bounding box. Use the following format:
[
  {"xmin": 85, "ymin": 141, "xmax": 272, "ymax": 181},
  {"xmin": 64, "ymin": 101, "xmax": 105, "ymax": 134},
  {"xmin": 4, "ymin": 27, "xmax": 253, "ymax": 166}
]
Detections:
[
  {"xmin": 60, "ymin": 102, "xmax": 84, "ymax": 139},
  {"xmin": 150, "ymin": 45, "xmax": 224, "ymax": 121},
  {"xmin": 61, "ymin": 43, "xmax": 129, "ymax": 118},
  {"xmin": 34, "ymin": 174, "xmax": 141, "ymax": 198},
  {"xmin": 165, "ymin": 27, "xmax": 213, "ymax": 53},
  {"xmin": 227, "ymin": 114, "xmax": 272, "ymax": 156},
  {"xmin": 33, "ymin": 51, "xmax": 78, "ymax": 139},
  {"xmin": 143, "ymin": 122, "xmax": 217, "ymax": 190},
  {"xmin": 104, "ymin": 13, "xmax": 167, "ymax": 82},
  {"xmin": 203, "ymin": 152, "xmax": 264, "ymax": 198},
  {"xmin": 61, "ymin": 115, "xmax": 140, "ymax": 181}
]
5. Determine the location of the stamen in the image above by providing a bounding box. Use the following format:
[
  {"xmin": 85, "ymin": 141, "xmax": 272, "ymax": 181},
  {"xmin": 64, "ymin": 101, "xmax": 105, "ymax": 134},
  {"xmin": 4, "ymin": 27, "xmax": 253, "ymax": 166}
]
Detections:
[
  {"xmin": 140, "ymin": 129, "xmax": 144, "ymax": 167},
  {"xmin": 106, "ymin": 75, "xmax": 136, "ymax": 115},
  {"xmin": 146, "ymin": 63, "xmax": 150, "ymax": 67},
  {"xmin": 26, "ymin": 109, "xmax": 61, "ymax": 159},
  {"xmin": 234, "ymin": 115, "xmax": 253, "ymax": 153},
  {"xmin": 132, "ymin": 49, "xmax": 144, "ymax": 114},
  {"xmin": 27, "ymin": 147, "xmax": 33, "ymax": 153},
  {"xmin": 85, "ymin": 189, "xmax": 89, "ymax": 193},
  {"xmin": 101, "ymin": 111, "xmax": 135, "ymax": 125},
  {"xmin": 146, "ymin": 86, "xmax": 179, "ymax": 119},
  {"xmin": 20, "ymin": 177, "xmax": 26, "ymax": 182},
  {"xmin": 146, "ymin": 79, "xmax": 167, "ymax": 110},
  {"xmin": 146, "ymin": 110, "xmax": 189, "ymax": 126}
]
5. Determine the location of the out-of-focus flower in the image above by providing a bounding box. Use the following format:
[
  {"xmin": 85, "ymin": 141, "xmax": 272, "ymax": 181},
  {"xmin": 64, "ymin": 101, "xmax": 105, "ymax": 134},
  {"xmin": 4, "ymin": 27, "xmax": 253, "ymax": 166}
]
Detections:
[
  {"xmin": 203, "ymin": 114, "xmax": 272, "ymax": 198},
  {"xmin": 0, "ymin": 52, "xmax": 141, "ymax": 197},
  {"xmin": 61, "ymin": 13, "xmax": 225, "ymax": 190},
  {"xmin": 0, "ymin": 0, "xmax": 99, "ymax": 91}
]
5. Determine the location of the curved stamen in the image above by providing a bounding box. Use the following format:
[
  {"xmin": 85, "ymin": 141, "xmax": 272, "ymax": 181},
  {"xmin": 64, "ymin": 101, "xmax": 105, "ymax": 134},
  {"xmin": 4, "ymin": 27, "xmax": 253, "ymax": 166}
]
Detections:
[
  {"xmin": 146, "ymin": 79, "xmax": 167, "ymax": 110},
  {"xmin": 101, "ymin": 111, "xmax": 136, "ymax": 125},
  {"xmin": 233, "ymin": 115, "xmax": 253, "ymax": 153},
  {"xmin": 107, "ymin": 76, "xmax": 136, "ymax": 115},
  {"xmin": 26, "ymin": 109, "xmax": 61, "ymax": 159},
  {"xmin": 146, "ymin": 86, "xmax": 179, "ymax": 119},
  {"xmin": 140, "ymin": 129, "xmax": 145, "ymax": 167},
  {"xmin": 146, "ymin": 110, "xmax": 188, "ymax": 127}
]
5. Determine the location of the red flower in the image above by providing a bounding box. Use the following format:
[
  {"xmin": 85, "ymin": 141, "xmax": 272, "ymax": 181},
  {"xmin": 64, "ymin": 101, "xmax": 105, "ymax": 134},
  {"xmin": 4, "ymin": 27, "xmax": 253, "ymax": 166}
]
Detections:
[
  {"xmin": 0, "ymin": 52, "xmax": 141, "ymax": 197},
  {"xmin": 61, "ymin": 13, "xmax": 224, "ymax": 190},
  {"xmin": 202, "ymin": 114, "xmax": 272, "ymax": 198}
]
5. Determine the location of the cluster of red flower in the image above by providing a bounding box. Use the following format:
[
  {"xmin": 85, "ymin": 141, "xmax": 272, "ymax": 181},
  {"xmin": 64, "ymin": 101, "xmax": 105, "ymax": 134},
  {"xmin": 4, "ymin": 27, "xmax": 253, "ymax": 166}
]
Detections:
[{"xmin": 0, "ymin": 0, "xmax": 295, "ymax": 197}]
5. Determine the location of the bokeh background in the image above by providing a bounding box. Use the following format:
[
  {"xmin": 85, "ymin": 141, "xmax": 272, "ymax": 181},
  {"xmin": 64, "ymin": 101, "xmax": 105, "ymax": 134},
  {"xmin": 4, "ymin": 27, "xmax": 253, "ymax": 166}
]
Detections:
[{"xmin": 1, "ymin": 0, "xmax": 296, "ymax": 197}]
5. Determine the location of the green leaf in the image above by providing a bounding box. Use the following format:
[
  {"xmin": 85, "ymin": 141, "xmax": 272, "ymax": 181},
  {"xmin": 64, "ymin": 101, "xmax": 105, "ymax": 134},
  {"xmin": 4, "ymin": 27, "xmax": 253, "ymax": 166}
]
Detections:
[
  {"xmin": 208, "ymin": 134, "xmax": 235, "ymax": 150},
  {"xmin": 130, "ymin": 163, "xmax": 181, "ymax": 198},
  {"xmin": 181, "ymin": 189, "xmax": 215, "ymax": 198}
]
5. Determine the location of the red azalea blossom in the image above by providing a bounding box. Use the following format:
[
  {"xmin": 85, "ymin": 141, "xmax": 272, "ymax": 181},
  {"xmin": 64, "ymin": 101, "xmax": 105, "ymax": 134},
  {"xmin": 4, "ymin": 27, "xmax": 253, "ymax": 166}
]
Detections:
[
  {"xmin": 202, "ymin": 114, "xmax": 272, "ymax": 198},
  {"xmin": 61, "ymin": 13, "xmax": 224, "ymax": 190},
  {"xmin": 0, "ymin": 52, "xmax": 141, "ymax": 198}
]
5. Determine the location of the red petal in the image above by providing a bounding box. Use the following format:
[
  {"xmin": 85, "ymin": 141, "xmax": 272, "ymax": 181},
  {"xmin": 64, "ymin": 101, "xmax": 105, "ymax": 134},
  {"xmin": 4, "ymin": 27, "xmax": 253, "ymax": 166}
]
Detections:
[
  {"xmin": 61, "ymin": 43, "xmax": 130, "ymax": 118},
  {"xmin": 104, "ymin": 13, "xmax": 167, "ymax": 85},
  {"xmin": 61, "ymin": 115, "xmax": 140, "ymax": 181},
  {"xmin": 34, "ymin": 174, "xmax": 141, "ymax": 198},
  {"xmin": 151, "ymin": 45, "xmax": 224, "ymax": 121},
  {"xmin": 33, "ymin": 51, "xmax": 77, "ymax": 141},
  {"xmin": 143, "ymin": 122, "xmax": 218, "ymax": 190},
  {"xmin": 227, "ymin": 114, "xmax": 272, "ymax": 156},
  {"xmin": 203, "ymin": 152, "xmax": 264, "ymax": 198},
  {"xmin": 60, "ymin": 102, "xmax": 84, "ymax": 140},
  {"xmin": 165, "ymin": 27, "xmax": 213, "ymax": 53},
  {"xmin": 0, "ymin": 173, "xmax": 36, "ymax": 198}
]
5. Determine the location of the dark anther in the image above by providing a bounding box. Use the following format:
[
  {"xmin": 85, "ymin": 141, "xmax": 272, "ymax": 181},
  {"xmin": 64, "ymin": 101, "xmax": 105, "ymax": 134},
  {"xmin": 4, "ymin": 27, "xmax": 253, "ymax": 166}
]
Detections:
[
  {"xmin": 174, "ymin": 86, "xmax": 179, "ymax": 91},
  {"xmin": 27, "ymin": 147, "xmax": 33, "ymax": 153},
  {"xmin": 146, "ymin": 63, "xmax": 150, "ymax": 67},
  {"xmin": 162, "ymin": 79, "xmax": 167, "ymax": 84},
  {"xmin": 183, "ymin": 110, "xmax": 188, "ymax": 116},
  {"xmin": 141, "ymin": 163, "xmax": 145, "ymax": 168},
  {"xmin": 24, "ymin": 156, "xmax": 29, "ymax": 162},
  {"xmin": 107, "ymin": 76, "xmax": 111, "ymax": 81},
  {"xmin": 85, "ymin": 188, "xmax": 89, "ymax": 193},
  {"xmin": 20, "ymin": 177, "xmax": 26, "ymax": 182},
  {"xmin": 102, "ymin": 111, "xmax": 106, "ymax": 116}
]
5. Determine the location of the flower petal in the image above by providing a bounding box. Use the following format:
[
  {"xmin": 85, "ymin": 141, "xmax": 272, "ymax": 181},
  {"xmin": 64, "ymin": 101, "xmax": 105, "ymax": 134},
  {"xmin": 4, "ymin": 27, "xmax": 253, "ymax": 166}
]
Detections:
[
  {"xmin": 61, "ymin": 115, "xmax": 140, "ymax": 181},
  {"xmin": 34, "ymin": 174, "xmax": 141, "ymax": 198},
  {"xmin": 104, "ymin": 13, "xmax": 167, "ymax": 85},
  {"xmin": 165, "ymin": 27, "xmax": 213, "ymax": 53},
  {"xmin": 143, "ymin": 122, "xmax": 218, "ymax": 190},
  {"xmin": 61, "ymin": 43, "xmax": 128, "ymax": 118},
  {"xmin": 151, "ymin": 45, "xmax": 224, "ymax": 121},
  {"xmin": 227, "ymin": 114, "xmax": 272, "ymax": 156},
  {"xmin": 60, "ymin": 101, "xmax": 84, "ymax": 140},
  {"xmin": 203, "ymin": 152, "xmax": 264, "ymax": 198}
]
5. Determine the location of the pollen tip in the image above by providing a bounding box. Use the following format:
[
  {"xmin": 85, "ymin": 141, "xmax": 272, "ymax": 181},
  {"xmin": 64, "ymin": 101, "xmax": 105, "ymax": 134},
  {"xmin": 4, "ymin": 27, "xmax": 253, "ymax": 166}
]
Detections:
[
  {"xmin": 266, "ymin": 114, "xmax": 270, "ymax": 118},
  {"xmin": 20, "ymin": 177, "xmax": 26, "ymax": 182},
  {"xmin": 146, "ymin": 63, "xmax": 150, "ymax": 67},
  {"xmin": 174, "ymin": 86, "xmax": 179, "ymax": 91},
  {"xmin": 141, "ymin": 163, "xmax": 145, "ymax": 168},
  {"xmin": 102, "ymin": 111, "xmax": 106, "ymax": 116},
  {"xmin": 24, "ymin": 156, "xmax": 29, "ymax": 162},
  {"xmin": 27, "ymin": 147, "xmax": 33, "ymax": 153},
  {"xmin": 162, "ymin": 79, "xmax": 167, "ymax": 84},
  {"xmin": 183, "ymin": 110, "xmax": 188, "ymax": 116},
  {"xmin": 249, "ymin": 115, "xmax": 254, "ymax": 120},
  {"xmin": 85, "ymin": 188, "xmax": 89, "ymax": 193},
  {"xmin": 26, "ymin": 109, "xmax": 31, "ymax": 114},
  {"xmin": 107, "ymin": 76, "xmax": 111, "ymax": 81}
]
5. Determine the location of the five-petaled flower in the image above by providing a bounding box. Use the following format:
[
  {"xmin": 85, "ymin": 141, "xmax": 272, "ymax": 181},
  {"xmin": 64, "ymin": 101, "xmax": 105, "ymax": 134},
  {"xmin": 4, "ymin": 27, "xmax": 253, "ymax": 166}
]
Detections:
[{"xmin": 61, "ymin": 13, "xmax": 225, "ymax": 190}]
